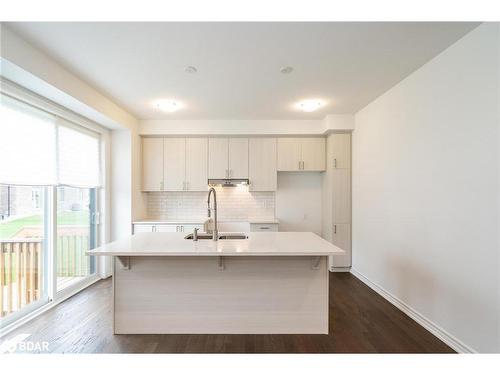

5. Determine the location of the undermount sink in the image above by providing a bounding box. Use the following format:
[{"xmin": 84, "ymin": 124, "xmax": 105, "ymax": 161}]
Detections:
[{"xmin": 184, "ymin": 233, "xmax": 248, "ymax": 240}]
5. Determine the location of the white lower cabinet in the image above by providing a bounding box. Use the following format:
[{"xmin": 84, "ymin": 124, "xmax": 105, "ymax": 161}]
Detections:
[
  {"xmin": 133, "ymin": 223, "xmax": 202, "ymax": 234},
  {"xmin": 156, "ymin": 225, "xmax": 178, "ymax": 232},
  {"xmin": 181, "ymin": 224, "xmax": 203, "ymax": 233},
  {"xmin": 329, "ymin": 223, "xmax": 351, "ymax": 268},
  {"xmin": 133, "ymin": 224, "xmax": 156, "ymax": 233},
  {"xmin": 250, "ymin": 223, "xmax": 278, "ymax": 232}
]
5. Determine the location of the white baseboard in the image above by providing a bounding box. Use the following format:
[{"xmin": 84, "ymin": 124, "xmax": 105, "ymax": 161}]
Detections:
[
  {"xmin": 350, "ymin": 268, "xmax": 475, "ymax": 354},
  {"xmin": 329, "ymin": 267, "xmax": 351, "ymax": 273}
]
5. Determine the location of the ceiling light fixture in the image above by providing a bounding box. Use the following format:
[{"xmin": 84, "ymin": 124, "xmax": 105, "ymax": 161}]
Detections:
[
  {"xmin": 297, "ymin": 100, "xmax": 323, "ymax": 112},
  {"xmin": 185, "ymin": 66, "xmax": 198, "ymax": 73},
  {"xmin": 153, "ymin": 99, "xmax": 183, "ymax": 113},
  {"xmin": 280, "ymin": 66, "xmax": 294, "ymax": 74}
]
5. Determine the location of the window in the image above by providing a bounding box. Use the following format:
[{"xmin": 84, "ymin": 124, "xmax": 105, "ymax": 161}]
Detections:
[
  {"xmin": 56, "ymin": 186, "xmax": 97, "ymax": 292},
  {"xmin": 0, "ymin": 91, "xmax": 104, "ymax": 326},
  {"xmin": 0, "ymin": 185, "xmax": 48, "ymax": 319}
]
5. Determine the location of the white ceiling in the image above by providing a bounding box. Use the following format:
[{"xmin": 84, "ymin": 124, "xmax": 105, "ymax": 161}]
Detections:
[{"xmin": 6, "ymin": 22, "xmax": 479, "ymax": 120}]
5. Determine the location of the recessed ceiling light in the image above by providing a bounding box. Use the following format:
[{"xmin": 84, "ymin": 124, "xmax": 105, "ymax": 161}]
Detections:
[
  {"xmin": 185, "ymin": 66, "xmax": 198, "ymax": 74},
  {"xmin": 153, "ymin": 99, "xmax": 183, "ymax": 113},
  {"xmin": 280, "ymin": 66, "xmax": 294, "ymax": 74},
  {"xmin": 297, "ymin": 100, "xmax": 323, "ymax": 112}
]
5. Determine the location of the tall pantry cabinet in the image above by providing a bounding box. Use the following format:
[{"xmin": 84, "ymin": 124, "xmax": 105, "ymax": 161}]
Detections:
[{"xmin": 322, "ymin": 133, "xmax": 352, "ymax": 270}]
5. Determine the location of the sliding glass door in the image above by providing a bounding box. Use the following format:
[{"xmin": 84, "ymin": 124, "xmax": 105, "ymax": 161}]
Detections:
[
  {"xmin": 0, "ymin": 90, "xmax": 103, "ymax": 329},
  {"xmin": 56, "ymin": 187, "xmax": 97, "ymax": 292},
  {"xmin": 0, "ymin": 185, "xmax": 49, "ymax": 322}
]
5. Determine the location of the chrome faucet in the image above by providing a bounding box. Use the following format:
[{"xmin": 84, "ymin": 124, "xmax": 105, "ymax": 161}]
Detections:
[{"xmin": 207, "ymin": 187, "xmax": 218, "ymax": 241}]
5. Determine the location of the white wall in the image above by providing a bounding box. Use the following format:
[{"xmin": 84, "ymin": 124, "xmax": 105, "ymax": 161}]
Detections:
[
  {"xmin": 352, "ymin": 23, "xmax": 499, "ymax": 353},
  {"xmin": 276, "ymin": 173, "xmax": 323, "ymax": 235},
  {"xmin": 1, "ymin": 24, "xmax": 147, "ymax": 246},
  {"xmin": 110, "ymin": 130, "xmax": 132, "ymax": 241},
  {"xmin": 0, "ymin": 25, "xmax": 137, "ymax": 130}
]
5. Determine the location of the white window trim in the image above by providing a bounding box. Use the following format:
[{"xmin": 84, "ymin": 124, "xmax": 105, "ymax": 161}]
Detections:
[{"xmin": 0, "ymin": 78, "xmax": 111, "ymax": 337}]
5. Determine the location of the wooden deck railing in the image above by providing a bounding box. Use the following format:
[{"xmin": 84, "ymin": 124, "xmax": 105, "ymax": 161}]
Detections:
[
  {"xmin": 0, "ymin": 235, "xmax": 90, "ymax": 318},
  {"xmin": 0, "ymin": 239, "xmax": 42, "ymax": 318}
]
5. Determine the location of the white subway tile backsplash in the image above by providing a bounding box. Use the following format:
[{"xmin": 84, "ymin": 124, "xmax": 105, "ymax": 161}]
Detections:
[{"xmin": 146, "ymin": 188, "xmax": 275, "ymax": 221}]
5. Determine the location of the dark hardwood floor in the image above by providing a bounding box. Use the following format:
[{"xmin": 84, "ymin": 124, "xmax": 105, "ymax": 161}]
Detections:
[{"xmin": 1, "ymin": 273, "xmax": 454, "ymax": 353}]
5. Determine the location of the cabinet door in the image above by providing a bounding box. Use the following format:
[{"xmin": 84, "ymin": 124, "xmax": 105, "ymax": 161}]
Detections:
[
  {"xmin": 329, "ymin": 133, "xmax": 351, "ymax": 169},
  {"xmin": 142, "ymin": 137, "xmax": 164, "ymax": 191},
  {"xmin": 277, "ymin": 138, "xmax": 301, "ymax": 171},
  {"xmin": 301, "ymin": 138, "xmax": 325, "ymax": 171},
  {"xmin": 249, "ymin": 138, "xmax": 276, "ymax": 191},
  {"xmin": 250, "ymin": 223, "xmax": 278, "ymax": 232},
  {"xmin": 186, "ymin": 138, "xmax": 208, "ymax": 191},
  {"xmin": 181, "ymin": 224, "xmax": 203, "ymax": 233},
  {"xmin": 163, "ymin": 138, "xmax": 186, "ymax": 191},
  {"xmin": 134, "ymin": 224, "xmax": 155, "ymax": 233},
  {"xmin": 208, "ymin": 138, "xmax": 229, "ymax": 179},
  {"xmin": 330, "ymin": 223, "xmax": 351, "ymax": 268},
  {"xmin": 331, "ymin": 168, "xmax": 351, "ymax": 223},
  {"xmin": 228, "ymin": 138, "xmax": 249, "ymax": 178},
  {"xmin": 156, "ymin": 225, "xmax": 179, "ymax": 232}
]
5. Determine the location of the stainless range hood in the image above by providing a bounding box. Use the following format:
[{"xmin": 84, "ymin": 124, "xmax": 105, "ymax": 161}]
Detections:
[{"xmin": 208, "ymin": 178, "xmax": 249, "ymax": 187}]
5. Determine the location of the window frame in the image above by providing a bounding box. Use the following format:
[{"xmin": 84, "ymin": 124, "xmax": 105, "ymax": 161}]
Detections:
[{"xmin": 0, "ymin": 79, "xmax": 110, "ymax": 336}]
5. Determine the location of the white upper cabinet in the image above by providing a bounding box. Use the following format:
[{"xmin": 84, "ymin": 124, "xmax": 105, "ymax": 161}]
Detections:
[
  {"xmin": 328, "ymin": 133, "xmax": 351, "ymax": 169},
  {"xmin": 249, "ymin": 138, "xmax": 277, "ymax": 191},
  {"xmin": 143, "ymin": 137, "xmax": 209, "ymax": 192},
  {"xmin": 163, "ymin": 138, "xmax": 186, "ymax": 191},
  {"xmin": 277, "ymin": 138, "xmax": 302, "ymax": 171},
  {"xmin": 228, "ymin": 138, "xmax": 249, "ymax": 178},
  {"xmin": 277, "ymin": 138, "xmax": 325, "ymax": 171},
  {"xmin": 185, "ymin": 138, "xmax": 208, "ymax": 191},
  {"xmin": 301, "ymin": 138, "xmax": 326, "ymax": 171},
  {"xmin": 208, "ymin": 138, "xmax": 229, "ymax": 179},
  {"xmin": 142, "ymin": 137, "xmax": 164, "ymax": 191},
  {"xmin": 209, "ymin": 138, "xmax": 249, "ymax": 179}
]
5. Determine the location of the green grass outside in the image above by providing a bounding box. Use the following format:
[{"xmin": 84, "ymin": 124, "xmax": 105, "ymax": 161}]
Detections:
[
  {"xmin": 1, "ymin": 210, "xmax": 91, "ymax": 282},
  {"xmin": 0, "ymin": 210, "xmax": 90, "ymax": 239}
]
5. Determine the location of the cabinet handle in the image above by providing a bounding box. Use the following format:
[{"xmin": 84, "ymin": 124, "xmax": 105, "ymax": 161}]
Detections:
[
  {"xmin": 334, "ymin": 225, "xmax": 337, "ymax": 234},
  {"xmin": 160, "ymin": 181, "xmax": 164, "ymax": 191},
  {"xmin": 260, "ymin": 226, "xmax": 270, "ymax": 230},
  {"xmin": 334, "ymin": 158, "xmax": 337, "ymax": 168},
  {"xmin": 302, "ymin": 161, "xmax": 305, "ymax": 170},
  {"xmin": 298, "ymin": 161, "xmax": 301, "ymax": 170},
  {"xmin": 152, "ymin": 225, "xmax": 156, "ymax": 232},
  {"xmin": 229, "ymin": 169, "xmax": 232, "ymax": 178}
]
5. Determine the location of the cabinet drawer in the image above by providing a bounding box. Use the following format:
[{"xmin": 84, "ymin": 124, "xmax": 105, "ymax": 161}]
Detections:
[
  {"xmin": 250, "ymin": 223, "xmax": 278, "ymax": 232},
  {"xmin": 133, "ymin": 224, "xmax": 155, "ymax": 233}
]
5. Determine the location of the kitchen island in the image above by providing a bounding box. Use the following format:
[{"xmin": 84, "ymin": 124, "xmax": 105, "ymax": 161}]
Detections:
[{"xmin": 87, "ymin": 232, "xmax": 344, "ymax": 334}]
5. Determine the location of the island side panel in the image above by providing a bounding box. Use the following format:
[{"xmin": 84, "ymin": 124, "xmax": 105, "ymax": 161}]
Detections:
[{"xmin": 113, "ymin": 256, "xmax": 329, "ymax": 334}]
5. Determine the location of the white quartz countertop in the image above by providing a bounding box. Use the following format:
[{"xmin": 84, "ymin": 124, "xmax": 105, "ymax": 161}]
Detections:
[{"xmin": 86, "ymin": 232, "xmax": 342, "ymax": 257}]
